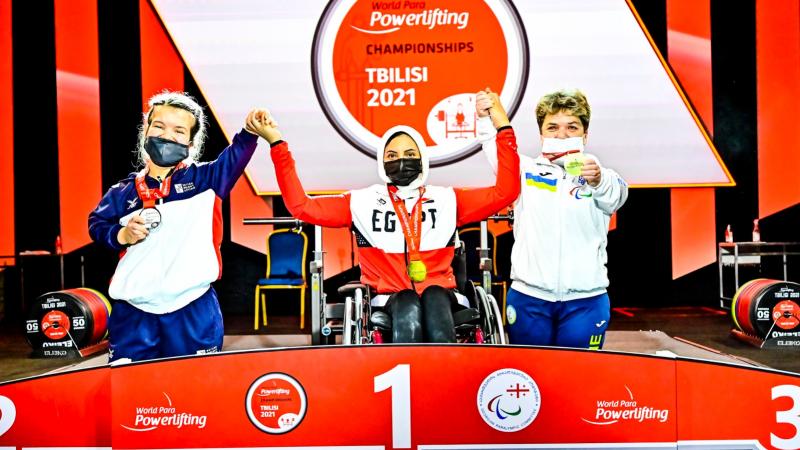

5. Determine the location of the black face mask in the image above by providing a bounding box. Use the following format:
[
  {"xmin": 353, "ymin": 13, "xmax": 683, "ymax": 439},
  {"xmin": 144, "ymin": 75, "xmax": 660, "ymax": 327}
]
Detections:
[
  {"xmin": 384, "ymin": 158, "xmax": 422, "ymax": 186},
  {"xmin": 145, "ymin": 136, "xmax": 189, "ymax": 167}
]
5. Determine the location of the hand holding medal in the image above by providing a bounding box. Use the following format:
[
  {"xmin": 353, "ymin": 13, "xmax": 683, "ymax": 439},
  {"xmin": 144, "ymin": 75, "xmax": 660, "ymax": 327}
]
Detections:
[
  {"xmin": 127, "ymin": 160, "xmax": 185, "ymax": 244},
  {"xmin": 139, "ymin": 207, "xmax": 161, "ymax": 230},
  {"xmin": 580, "ymin": 156, "xmax": 602, "ymax": 187},
  {"xmin": 117, "ymin": 215, "xmax": 149, "ymax": 245}
]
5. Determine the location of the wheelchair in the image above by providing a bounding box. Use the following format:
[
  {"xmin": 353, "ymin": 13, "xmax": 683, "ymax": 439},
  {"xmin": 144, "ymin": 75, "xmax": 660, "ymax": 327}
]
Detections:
[
  {"xmin": 336, "ymin": 237, "xmax": 506, "ymax": 345},
  {"xmin": 244, "ymin": 217, "xmax": 505, "ymax": 345}
]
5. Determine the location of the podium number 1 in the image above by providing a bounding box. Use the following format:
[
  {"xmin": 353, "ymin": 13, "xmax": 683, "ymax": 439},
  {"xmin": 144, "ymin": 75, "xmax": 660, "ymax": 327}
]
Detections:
[{"xmin": 374, "ymin": 364, "xmax": 411, "ymax": 448}]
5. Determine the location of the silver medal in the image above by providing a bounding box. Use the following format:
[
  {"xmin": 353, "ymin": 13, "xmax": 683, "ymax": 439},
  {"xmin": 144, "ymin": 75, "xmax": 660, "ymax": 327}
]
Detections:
[{"xmin": 140, "ymin": 207, "xmax": 162, "ymax": 230}]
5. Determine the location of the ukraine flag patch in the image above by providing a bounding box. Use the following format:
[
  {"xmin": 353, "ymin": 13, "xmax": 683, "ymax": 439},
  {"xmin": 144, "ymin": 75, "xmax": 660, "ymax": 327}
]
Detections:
[{"xmin": 525, "ymin": 173, "xmax": 557, "ymax": 192}]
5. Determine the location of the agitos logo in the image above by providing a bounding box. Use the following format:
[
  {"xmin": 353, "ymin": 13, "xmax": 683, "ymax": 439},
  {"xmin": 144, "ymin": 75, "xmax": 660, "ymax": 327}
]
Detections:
[
  {"xmin": 477, "ymin": 368, "xmax": 541, "ymax": 432},
  {"xmin": 312, "ymin": 0, "xmax": 529, "ymax": 166}
]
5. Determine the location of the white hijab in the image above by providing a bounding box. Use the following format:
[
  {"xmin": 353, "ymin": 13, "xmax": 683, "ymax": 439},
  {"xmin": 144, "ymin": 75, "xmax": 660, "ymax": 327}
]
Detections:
[{"xmin": 376, "ymin": 125, "xmax": 431, "ymax": 194}]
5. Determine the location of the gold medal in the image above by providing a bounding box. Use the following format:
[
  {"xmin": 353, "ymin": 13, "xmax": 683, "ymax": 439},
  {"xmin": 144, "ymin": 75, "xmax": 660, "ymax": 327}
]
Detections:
[
  {"xmin": 564, "ymin": 153, "xmax": 584, "ymax": 176},
  {"xmin": 387, "ymin": 186, "xmax": 428, "ymax": 285},
  {"xmin": 407, "ymin": 259, "xmax": 427, "ymax": 283}
]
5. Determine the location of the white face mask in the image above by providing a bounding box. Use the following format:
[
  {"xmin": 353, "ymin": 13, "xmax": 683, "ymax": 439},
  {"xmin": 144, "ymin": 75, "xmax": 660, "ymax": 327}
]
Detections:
[{"xmin": 541, "ymin": 137, "xmax": 584, "ymax": 166}]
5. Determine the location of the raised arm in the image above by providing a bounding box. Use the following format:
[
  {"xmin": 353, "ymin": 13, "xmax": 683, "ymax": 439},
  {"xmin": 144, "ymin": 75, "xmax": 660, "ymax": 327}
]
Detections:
[
  {"xmin": 202, "ymin": 108, "xmax": 278, "ymax": 199},
  {"xmin": 259, "ymin": 113, "xmax": 351, "ymax": 228},
  {"xmin": 475, "ymin": 89, "xmax": 508, "ymax": 175},
  {"xmin": 478, "ymin": 117, "xmax": 499, "ymax": 174},
  {"xmin": 454, "ymin": 90, "xmax": 519, "ymax": 226},
  {"xmin": 454, "ymin": 128, "xmax": 519, "ymax": 225},
  {"xmin": 205, "ymin": 130, "xmax": 258, "ymax": 199}
]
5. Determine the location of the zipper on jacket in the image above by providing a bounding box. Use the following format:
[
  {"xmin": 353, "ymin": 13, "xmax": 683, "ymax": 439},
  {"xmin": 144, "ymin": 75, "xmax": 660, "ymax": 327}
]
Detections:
[
  {"xmin": 556, "ymin": 166, "xmax": 564, "ymax": 301},
  {"xmin": 158, "ymin": 176, "xmax": 164, "ymax": 206}
]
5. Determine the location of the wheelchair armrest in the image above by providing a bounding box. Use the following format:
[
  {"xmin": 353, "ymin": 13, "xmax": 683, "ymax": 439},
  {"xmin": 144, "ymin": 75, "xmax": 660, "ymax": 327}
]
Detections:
[{"xmin": 337, "ymin": 282, "xmax": 369, "ymax": 296}]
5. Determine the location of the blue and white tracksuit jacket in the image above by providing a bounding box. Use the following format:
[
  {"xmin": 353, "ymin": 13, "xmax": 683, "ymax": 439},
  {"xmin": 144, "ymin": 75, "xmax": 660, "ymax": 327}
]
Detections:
[
  {"xmin": 88, "ymin": 131, "xmax": 258, "ymax": 314},
  {"xmin": 478, "ymin": 117, "xmax": 628, "ymax": 301}
]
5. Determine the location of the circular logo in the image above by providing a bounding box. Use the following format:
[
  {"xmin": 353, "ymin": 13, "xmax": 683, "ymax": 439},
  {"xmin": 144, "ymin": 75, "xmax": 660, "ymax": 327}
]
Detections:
[
  {"xmin": 506, "ymin": 304, "xmax": 516, "ymax": 325},
  {"xmin": 41, "ymin": 310, "xmax": 70, "ymax": 340},
  {"xmin": 477, "ymin": 368, "xmax": 541, "ymax": 432},
  {"xmin": 774, "ymin": 300, "xmax": 800, "ymax": 330},
  {"xmin": 246, "ymin": 373, "xmax": 307, "ymax": 434},
  {"xmin": 312, "ymin": 0, "xmax": 529, "ymax": 166}
]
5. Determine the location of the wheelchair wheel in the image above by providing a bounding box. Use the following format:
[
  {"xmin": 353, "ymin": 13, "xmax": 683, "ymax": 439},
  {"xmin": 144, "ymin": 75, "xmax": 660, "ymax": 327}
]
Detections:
[
  {"xmin": 486, "ymin": 291, "xmax": 507, "ymax": 344},
  {"xmin": 475, "ymin": 286, "xmax": 507, "ymax": 344}
]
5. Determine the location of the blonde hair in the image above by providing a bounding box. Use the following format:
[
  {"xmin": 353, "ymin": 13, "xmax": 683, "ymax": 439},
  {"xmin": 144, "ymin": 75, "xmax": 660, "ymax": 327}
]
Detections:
[
  {"xmin": 535, "ymin": 88, "xmax": 591, "ymax": 132},
  {"xmin": 135, "ymin": 91, "xmax": 208, "ymax": 168}
]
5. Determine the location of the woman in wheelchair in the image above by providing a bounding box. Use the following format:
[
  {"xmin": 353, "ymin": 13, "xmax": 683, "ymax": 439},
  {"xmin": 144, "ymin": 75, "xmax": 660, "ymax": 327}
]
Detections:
[{"xmin": 262, "ymin": 92, "xmax": 519, "ymax": 343}]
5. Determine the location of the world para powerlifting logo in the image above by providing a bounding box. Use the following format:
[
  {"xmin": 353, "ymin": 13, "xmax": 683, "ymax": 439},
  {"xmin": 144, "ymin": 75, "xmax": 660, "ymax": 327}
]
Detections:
[
  {"xmin": 246, "ymin": 372, "xmax": 308, "ymax": 434},
  {"xmin": 352, "ymin": 7, "xmax": 470, "ymax": 34},
  {"xmin": 582, "ymin": 385, "xmax": 670, "ymax": 426},
  {"xmin": 121, "ymin": 392, "xmax": 207, "ymax": 432},
  {"xmin": 312, "ymin": 0, "xmax": 529, "ymax": 166}
]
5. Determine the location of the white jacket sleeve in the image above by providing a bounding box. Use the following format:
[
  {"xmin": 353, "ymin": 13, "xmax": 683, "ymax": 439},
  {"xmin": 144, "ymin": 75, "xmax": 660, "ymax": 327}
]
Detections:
[
  {"xmin": 478, "ymin": 116, "xmax": 499, "ymax": 175},
  {"xmin": 587, "ymin": 156, "xmax": 628, "ymax": 215}
]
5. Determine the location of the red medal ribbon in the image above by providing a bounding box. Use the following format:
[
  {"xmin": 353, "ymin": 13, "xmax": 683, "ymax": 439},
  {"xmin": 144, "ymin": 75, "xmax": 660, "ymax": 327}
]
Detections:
[
  {"xmin": 543, "ymin": 149, "xmax": 581, "ymax": 162},
  {"xmin": 387, "ymin": 185, "xmax": 426, "ymax": 261},
  {"xmin": 134, "ymin": 163, "xmax": 185, "ymax": 207}
]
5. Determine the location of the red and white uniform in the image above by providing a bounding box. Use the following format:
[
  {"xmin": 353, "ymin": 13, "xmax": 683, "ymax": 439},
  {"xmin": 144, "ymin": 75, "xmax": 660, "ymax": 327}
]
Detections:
[{"xmin": 270, "ymin": 125, "xmax": 519, "ymax": 302}]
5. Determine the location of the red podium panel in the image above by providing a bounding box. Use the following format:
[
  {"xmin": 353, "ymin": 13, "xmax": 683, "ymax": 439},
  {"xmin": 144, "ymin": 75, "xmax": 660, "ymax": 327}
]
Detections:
[
  {"xmin": 0, "ymin": 367, "xmax": 110, "ymax": 447},
  {"xmin": 677, "ymin": 359, "xmax": 800, "ymax": 449},
  {"xmin": 109, "ymin": 346, "xmax": 676, "ymax": 448},
  {"xmin": 0, "ymin": 345, "xmax": 798, "ymax": 449}
]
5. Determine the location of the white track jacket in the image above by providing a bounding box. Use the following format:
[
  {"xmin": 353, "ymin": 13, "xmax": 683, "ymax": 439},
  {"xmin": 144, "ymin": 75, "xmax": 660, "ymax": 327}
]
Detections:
[{"xmin": 478, "ymin": 117, "xmax": 628, "ymax": 301}]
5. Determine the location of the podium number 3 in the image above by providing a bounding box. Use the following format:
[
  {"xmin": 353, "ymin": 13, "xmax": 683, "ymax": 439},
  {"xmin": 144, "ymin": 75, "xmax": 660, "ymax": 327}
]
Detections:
[
  {"xmin": 773, "ymin": 384, "xmax": 800, "ymax": 449},
  {"xmin": 375, "ymin": 364, "xmax": 411, "ymax": 448}
]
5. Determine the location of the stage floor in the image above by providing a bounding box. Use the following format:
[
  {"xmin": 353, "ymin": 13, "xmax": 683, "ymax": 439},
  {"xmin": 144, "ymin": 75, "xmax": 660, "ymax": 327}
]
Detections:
[{"xmin": 0, "ymin": 307, "xmax": 796, "ymax": 383}]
